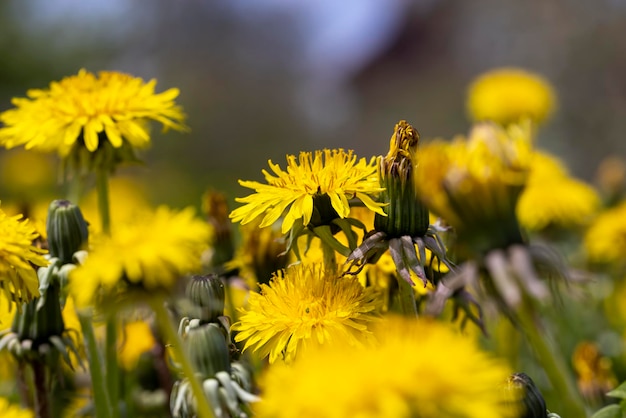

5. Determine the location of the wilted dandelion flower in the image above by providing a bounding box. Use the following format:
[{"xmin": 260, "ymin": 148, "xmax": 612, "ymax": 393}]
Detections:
[
  {"xmin": 518, "ymin": 151, "xmax": 600, "ymax": 231},
  {"xmin": 0, "ymin": 207, "xmax": 48, "ymax": 304},
  {"xmin": 231, "ymin": 262, "xmax": 380, "ymax": 363},
  {"xmin": 467, "ymin": 67, "xmax": 556, "ymax": 125},
  {"xmin": 585, "ymin": 201, "xmax": 626, "ymax": 264},
  {"xmin": 256, "ymin": 316, "xmax": 514, "ymax": 418},
  {"xmin": 0, "ymin": 69, "xmax": 187, "ymax": 156},
  {"xmin": 70, "ymin": 206, "xmax": 211, "ymax": 307},
  {"xmin": 230, "ymin": 149, "xmax": 385, "ymax": 234}
]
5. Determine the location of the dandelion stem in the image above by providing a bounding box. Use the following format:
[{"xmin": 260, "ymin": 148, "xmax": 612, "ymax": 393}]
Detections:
[
  {"xmin": 105, "ymin": 316, "xmax": 120, "ymax": 418},
  {"xmin": 151, "ymin": 299, "xmax": 215, "ymax": 418},
  {"xmin": 32, "ymin": 359, "xmax": 50, "ymax": 418},
  {"xmin": 78, "ymin": 312, "xmax": 113, "ymax": 418},
  {"xmin": 95, "ymin": 168, "xmax": 111, "ymax": 235},
  {"xmin": 518, "ymin": 299, "xmax": 586, "ymax": 417},
  {"xmin": 396, "ymin": 276, "xmax": 418, "ymax": 317}
]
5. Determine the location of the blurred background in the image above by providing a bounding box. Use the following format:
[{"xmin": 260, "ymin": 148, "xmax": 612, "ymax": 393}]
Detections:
[{"xmin": 1, "ymin": 0, "xmax": 625, "ymax": 209}]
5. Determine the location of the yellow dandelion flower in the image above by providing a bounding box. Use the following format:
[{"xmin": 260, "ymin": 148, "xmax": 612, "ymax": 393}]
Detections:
[
  {"xmin": 230, "ymin": 149, "xmax": 386, "ymax": 234},
  {"xmin": 256, "ymin": 316, "xmax": 514, "ymax": 418},
  {"xmin": 517, "ymin": 151, "xmax": 600, "ymax": 231},
  {"xmin": 0, "ymin": 69, "xmax": 187, "ymax": 156},
  {"xmin": 0, "ymin": 206, "xmax": 48, "ymax": 304},
  {"xmin": 0, "ymin": 398, "xmax": 33, "ymax": 418},
  {"xmin": 118, "ymin": 319, "xmax": 156, "ymax": 370},
  {"xmin": 467, "ymin": 67, "xmax": 557, "ymax": 125},
  {"xmin": 585, "ymin": 201, "xmax": 626, "ymax": 264},
  {"xmin": 231, "ymin": 262, "xmax": 380, "ymax": 363},
  {"xmin": 416, "ymin": 122, "xmax": 532, "ymax": 245},
  {"xmin": 69, "ymin": 206, "xmax": 211, "ymax": 307}
]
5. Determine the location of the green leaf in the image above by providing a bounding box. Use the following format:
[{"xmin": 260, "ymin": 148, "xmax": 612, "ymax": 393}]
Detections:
[
  {"xmin": 590, "ymin": 404, "xmax": 622, "ymax": 418},
  {"xmin": 608, "ymin": 381, "xmax": 626, "ymax": 400}
]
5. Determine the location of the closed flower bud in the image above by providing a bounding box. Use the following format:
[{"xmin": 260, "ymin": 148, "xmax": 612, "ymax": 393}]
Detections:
[
  {"xmin": 186, "ymin": 323, "xmax": 231, "ymax": 378},
  {"xmin": 375, "ymin": 120, "xmax": 429, "ymax": 238},
  {"xmin": 46, "ymin": 200, "xmax": 89, "ymax": 264},
  {"xmin": 186, "ymin": 274, "xmax": 225, "ymax": 323}
]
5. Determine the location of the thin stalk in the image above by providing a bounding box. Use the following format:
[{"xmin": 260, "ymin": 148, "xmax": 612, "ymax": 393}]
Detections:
[
  {"xmin": 78, "ymin": 313, "xmax": 112, "ymax": 418},
  {"xmin": 32, "ymin": 360, "xmax": 50, "ymax": 418},
  {"xmin": 105, "ymin": 317, "xmax": 120, "ymax": 418},
  {"xmin": 396, "ymin": 276, "xmax": 418, "ymax": 317},
  {"xmin": 16, "ymin": 361, "xmax": 33, "ymax": 409},
  {"xmin": 95, "ymin": 168, "xmax": 111, "ymax": 235},
  {"xmin": 517, "ymin": 299, "xmax": 586, "ymax": 417},
  {"xmin": 95, "ymin": 168, "xmax": 119, "ymax": 415},
  {"xmin": 321, "ymin": 242, "xmax": 337, "ymax": 273},
  {"xmin": 150, "ymin": 299, "xmax": 215, "ymax": 418}
]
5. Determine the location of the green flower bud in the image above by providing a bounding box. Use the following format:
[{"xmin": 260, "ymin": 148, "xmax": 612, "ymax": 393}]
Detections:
[
  {"xmin": 11, "ymin": 283, "xmax": 65, "ymax": 349},
  {"xmin": 375, "ymin": 120, "xmax": 429, "ymax": 237},
  {"xmin": 46, "ymin": 200, "xmax": 89, "ymax": 264},
  {"xmin": 186, "ymin": 323, "xmax": 231, "ymax": 378},
  {"xmin": 186, "ymin": 274, "xmax": 225, "ymax": 323}
]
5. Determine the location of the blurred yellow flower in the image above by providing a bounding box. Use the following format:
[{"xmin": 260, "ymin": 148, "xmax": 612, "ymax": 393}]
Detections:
[
  {"xmin": 231, "ymin": 262, "xmax": 380, "ymax": 363},
  {"xmin": 467, "ymin": 67, "xmax": 556, "ymax": 125},
  {"xmin": 0, "ymin": 149, "xmax": 56, "ymax": 196},
  {"xmin": 118, "ymin": 319, "xmax": 156, "ymax": 370},
  {"xmin": 0, "ymin": 207, "xmax": 48, "ymax": 305},
  {"xmin": 230, "ymin": 149, "xmax": 385, "ymax": 234},
  {"xmin": 585, "ymin": 201, "xmax": 626, "ymax": 264},
  {"xmin": 0, "ymin": 397, "xmax": 33, "ymax": 418},
  {"xmin": 517, "ymin": 151, "xmax": 600, "ymax": 231},
  {"xmin": 70, "ymin": 206, "xmax": 211, "ymax": 306},
  {"xmin": 0, "ymin": 69, "xmax": 187, "ymax": 156},
  {"xmin": 256, "ymin": 316, "xmax": 514, "ymax": 418},
  {"xmin": 416, "ymin": 122, "xmax": 532, "ymax": 244}
]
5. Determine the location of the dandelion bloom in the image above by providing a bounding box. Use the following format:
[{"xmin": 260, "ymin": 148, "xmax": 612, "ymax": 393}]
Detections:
[
  {"xmin": 467, "ymin": 67, "xmax": 556, "ymax": 125},
  {"xmin": 230, "ymin": 149, "xmax": 386, "ymax": 234},
  {"xmin": 517, "ymin": 151, "xmax": 600, "ymax": 231},
  {"xmin": 0, "ymin": 397, "xmax": 33, "ymax": 418},
  {"xmin": 0, "ymin": 69, "xmax": 187, "ymax": 156},
  {"xmin": 415, "ymin": 122, "xmax": 532, "ymax": 244},
  {"xmin": 0, "ymin": 207, "xmax": 48, "ymax": 304},
  {"xmin": 231, "ymin": 263, "xmax": 380, "ymax": 363},
  {"xmin": 585, "ymin": 201, "xmax": 626, "ymax": 264},
  {"xmin": 256, "ymin": 316, "xmax": 514, "ymax": 418},
  {"xmin": 70, "ymin": 206, "xmax": 211, "ymax": 306}
]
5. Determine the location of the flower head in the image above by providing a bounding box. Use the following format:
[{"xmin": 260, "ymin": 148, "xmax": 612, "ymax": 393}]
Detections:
[
  {"xmin": 231, "ymin": 262, "xmax": 380, "ymax": 363},
  {"xmin": 0, "ymin": 397, "xmax": 33, "ymax": 418},
  {"xmin": 517, "ymin": 151, "xmax": 600, "ymax": 232},
  {"xmin": 69, "ymin": 206, "xmax": 211, "ymax": 307},
  {"xmin": 0, "ymin": 207, "xmax": 48, "ymax": 304},
  {"xmin": 585, "ymin": 201, "xmax": 626, "ymax": 265},
  {"xmin": 0, "ymin": 69, "xmax": 187, "ymax": 157},
  {"xmin": 416, "ymin": 122, "xmax": 532, "ymax": 251},
  {"xmin": 467, "ymin": 67, "xmax": 556, "ymax": 125},
  {"xmin": 256, "ymin": 316, "xmax": 514, "ymax": 418},
  {"xmin": 230, "ymin": 149, "xmax": 385, "ymax": 234}
]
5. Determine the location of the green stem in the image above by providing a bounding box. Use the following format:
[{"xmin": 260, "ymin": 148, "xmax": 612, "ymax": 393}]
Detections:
[
  {"xmin": 78, "ymin": 312, "xmax": 112, "ymax": 418},
  {"xmin": 321, "ymin": 242, "xmax": 337, "ymax": 273},
  {"xmin": 517, "ymin": 300, "xmax": 586, "ymax": 417},
  {"xmin": 396, "ymin": 276, "xmax": 418, "ymax": 317},
  {"xmin": 32, "ymin": 359, "xmax": 50, "ymax": 418},
  {"xmin": 95, "ymin": 168, "xmax": 111, "ymax": 235},
  {"xmin": 150, "ymin": 299, "xmax": 215, "ymax": 418},
  {"xmin": 105, "ymin": 316, "xmax": 120, "ymax": 418}
]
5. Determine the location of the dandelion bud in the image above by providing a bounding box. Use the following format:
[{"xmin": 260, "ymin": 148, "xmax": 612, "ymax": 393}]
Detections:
[
  {"xmin": 186, "ymin": 274, "xmax": 225, "ymax": 323},
  {"xmin": 375, "ymin": 120, "xmax": 429, "ymax": 238},
  {"xmin": 505, "ymin": 373, "xmax": 549, "ymax": 418},
  {"xmin": 186, "ymin": 323, "xmax": 231, "ymax": 378},
  {"xmin": 46, "ymin": 200, "xmax": 89, "ymax": 264}
]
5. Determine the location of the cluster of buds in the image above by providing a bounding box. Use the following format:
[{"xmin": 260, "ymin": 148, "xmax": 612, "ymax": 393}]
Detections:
[{"xmin": 172, "ymin": 274, "xmax": 258, "ymax": 417}]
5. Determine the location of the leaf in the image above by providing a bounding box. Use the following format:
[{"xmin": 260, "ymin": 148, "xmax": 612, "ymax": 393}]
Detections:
[
  {"xmin": 608, "ymin": 381, "xmax": 626, "ymax": 400},
  {"xmin": 590, "ymin": 404, "xmax": 622, "ymax": 418}
]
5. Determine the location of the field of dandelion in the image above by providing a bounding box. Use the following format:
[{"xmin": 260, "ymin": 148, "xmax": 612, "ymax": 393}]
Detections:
[{"xmin": 1, "ymin": 2, "xmax": 626, "ymax": 418}]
